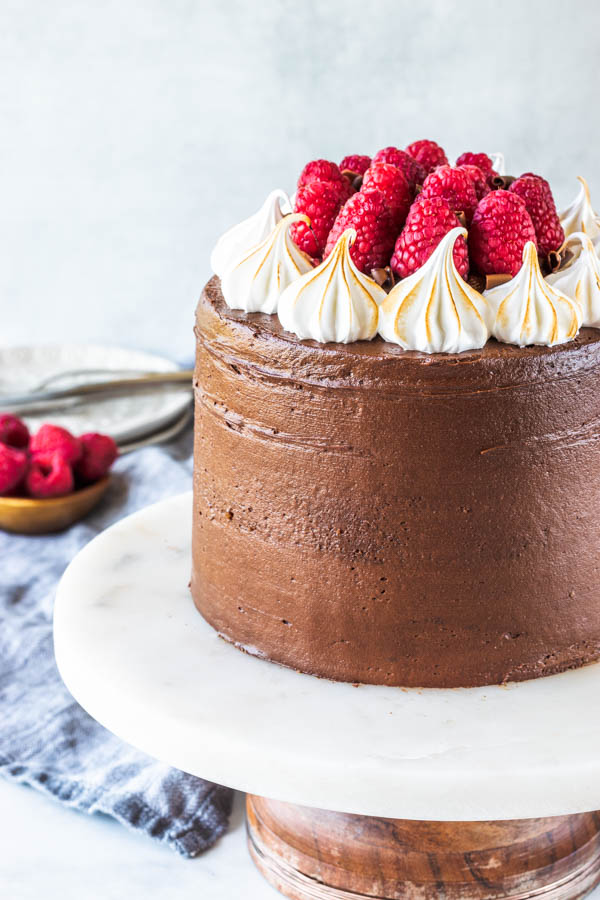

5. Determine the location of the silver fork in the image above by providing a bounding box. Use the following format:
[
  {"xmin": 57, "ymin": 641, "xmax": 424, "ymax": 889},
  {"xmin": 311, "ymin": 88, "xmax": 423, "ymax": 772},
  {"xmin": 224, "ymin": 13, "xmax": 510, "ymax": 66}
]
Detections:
[
  {"xmin": 1, "ymin": 369, "xmax": 194, "ymax": 412},
  {"xmin": 33, "ymin": 367, "xmax": 148, "ymax": 389}
]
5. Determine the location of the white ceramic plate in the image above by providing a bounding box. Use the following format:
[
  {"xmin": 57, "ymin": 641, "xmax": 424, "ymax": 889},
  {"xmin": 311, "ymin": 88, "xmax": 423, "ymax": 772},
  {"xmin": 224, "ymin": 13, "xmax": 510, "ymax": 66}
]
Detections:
[{"xmin": 0, "ymin": 344, "xmax": 192, "ymax": 444}]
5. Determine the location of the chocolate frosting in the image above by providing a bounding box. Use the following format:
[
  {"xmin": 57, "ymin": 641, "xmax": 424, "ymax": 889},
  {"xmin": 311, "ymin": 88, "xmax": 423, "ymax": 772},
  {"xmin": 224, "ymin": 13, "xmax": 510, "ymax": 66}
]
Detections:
[{"xmin": 192, "ymin": 276, "xmax": 600, "ymax": 687}]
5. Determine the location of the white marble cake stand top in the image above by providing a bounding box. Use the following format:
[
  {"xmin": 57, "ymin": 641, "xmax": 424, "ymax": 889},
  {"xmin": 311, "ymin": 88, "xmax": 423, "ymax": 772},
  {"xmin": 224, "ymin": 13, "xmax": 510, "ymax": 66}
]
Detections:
[{"xmin": 54, "ymin": 492, "xmax": 600, "ymax": 821}]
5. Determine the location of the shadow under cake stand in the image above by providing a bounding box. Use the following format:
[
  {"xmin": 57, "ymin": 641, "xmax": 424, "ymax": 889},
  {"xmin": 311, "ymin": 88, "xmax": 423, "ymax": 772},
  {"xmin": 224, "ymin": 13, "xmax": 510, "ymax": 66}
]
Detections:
[{"xmin": 54, "ymin": 493, "xmax": 600, "ymax": 900}]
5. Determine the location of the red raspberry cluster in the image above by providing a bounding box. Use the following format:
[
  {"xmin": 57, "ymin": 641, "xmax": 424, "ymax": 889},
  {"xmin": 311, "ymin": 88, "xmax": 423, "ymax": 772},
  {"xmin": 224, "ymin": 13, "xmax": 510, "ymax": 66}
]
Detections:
[
  {"xmin": 0, "ymin": 416, "xmax": 118, "ymax": 499},
  {"xmin": 289, "ymin": 142, "xmax": 564, "ymax": 281}
]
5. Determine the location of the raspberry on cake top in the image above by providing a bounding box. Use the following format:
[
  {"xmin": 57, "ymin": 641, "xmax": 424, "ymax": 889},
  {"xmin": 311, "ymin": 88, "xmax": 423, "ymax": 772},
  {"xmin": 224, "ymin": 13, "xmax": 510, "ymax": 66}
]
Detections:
[{"xmin": 210, "ymin": 141, "xmax": 599, "ymax": 353}]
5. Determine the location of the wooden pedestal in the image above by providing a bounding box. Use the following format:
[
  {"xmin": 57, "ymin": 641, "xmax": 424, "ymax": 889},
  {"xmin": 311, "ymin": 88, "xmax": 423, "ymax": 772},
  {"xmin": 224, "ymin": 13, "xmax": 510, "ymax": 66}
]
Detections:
[{"xmin": 246, "ymin": 794, "xmax": 600, "ymax": 899}]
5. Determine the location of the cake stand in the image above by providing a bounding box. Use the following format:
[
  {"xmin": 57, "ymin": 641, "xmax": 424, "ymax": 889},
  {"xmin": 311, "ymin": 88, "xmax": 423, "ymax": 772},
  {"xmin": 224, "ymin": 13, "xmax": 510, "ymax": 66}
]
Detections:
[{"xmin": 54, "ymin": 493, "xmax": 600, "ymax": 899}]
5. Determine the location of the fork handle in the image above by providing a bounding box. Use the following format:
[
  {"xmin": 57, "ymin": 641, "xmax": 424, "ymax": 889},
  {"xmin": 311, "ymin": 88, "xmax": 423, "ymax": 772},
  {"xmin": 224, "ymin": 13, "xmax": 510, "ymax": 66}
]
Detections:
[{"xmin": 0, "ymin": 370, "xmax": 194, "ymax": 409}]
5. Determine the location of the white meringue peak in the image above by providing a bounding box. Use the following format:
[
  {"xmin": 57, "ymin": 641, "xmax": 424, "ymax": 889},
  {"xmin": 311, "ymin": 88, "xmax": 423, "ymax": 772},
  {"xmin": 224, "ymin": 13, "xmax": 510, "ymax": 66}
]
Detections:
[
  {"xmin": 220, "ymin": 213, "xmax": 314, "ymax": 314},
  {"xmin": 378, "ymin": 227, "xmax": 491, "ymax": 353},
  {"xmin": 559, "ymin": 177, "xmax": 600, "ymax": 247},
  {"xmin": 490, "ymin": 152, "xmax": 505, "ymax": 176},
  {"xmin": 211, "ymin": 189, "xmax": 292, "ymax": 277},
  {"xmin": 485, "ymin": 242, "xmax": 582, "ymax": 347},
  {"xmin": 547, "ymin": 233, "xmax": 600, "ymax": 328},
  {"xmin": 277, "ymin": 229, "xmax": 386, "ymax": 343}
]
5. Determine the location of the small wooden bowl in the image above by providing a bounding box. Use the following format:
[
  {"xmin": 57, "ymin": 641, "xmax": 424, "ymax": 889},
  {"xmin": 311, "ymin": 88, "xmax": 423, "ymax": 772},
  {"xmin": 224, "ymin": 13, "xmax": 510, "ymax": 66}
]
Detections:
[{"xmin": 0, "ymin": 476, "xmax": 111, "ymax": 535}]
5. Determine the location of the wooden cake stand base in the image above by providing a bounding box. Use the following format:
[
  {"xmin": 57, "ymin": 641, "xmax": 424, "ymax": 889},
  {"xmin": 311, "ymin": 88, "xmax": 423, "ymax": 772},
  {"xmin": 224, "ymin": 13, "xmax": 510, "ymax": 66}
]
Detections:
[{"xmin": 247, "ymin": 795, "xmax": 600, "ymax": 900}]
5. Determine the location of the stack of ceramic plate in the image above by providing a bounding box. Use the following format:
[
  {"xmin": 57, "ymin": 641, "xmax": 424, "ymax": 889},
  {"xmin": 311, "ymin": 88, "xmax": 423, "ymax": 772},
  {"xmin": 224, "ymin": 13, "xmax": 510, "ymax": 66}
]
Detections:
[{"xmin": 0, "ymin": 344, "xmax": 192, "ymax": 449}]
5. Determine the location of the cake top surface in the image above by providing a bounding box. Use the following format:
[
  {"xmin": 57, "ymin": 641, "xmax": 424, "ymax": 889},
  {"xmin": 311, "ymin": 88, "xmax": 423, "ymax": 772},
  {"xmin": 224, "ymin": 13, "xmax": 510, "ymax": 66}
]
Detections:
[
  {"xmin": 208, "ymin": 141, "xmax": 600, "ymax": 356},
  {"xmin": 200, "ymin": 277, "xmax": 600, "ymax": 394}
]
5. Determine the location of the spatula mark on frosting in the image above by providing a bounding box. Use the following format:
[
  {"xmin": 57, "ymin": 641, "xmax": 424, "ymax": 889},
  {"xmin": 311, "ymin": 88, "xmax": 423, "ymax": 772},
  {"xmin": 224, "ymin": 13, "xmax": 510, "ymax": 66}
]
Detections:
[
  {"xmin": 480, "ymin": 415, "xmax": 600, "ymax": 455},
  {"xmin": 378, "ymin": 228, "xmax": 491, "ymax": 353},
  {"xmin": 210, "ymin": 189, "xmax": 292, "ymax": 277},
  {"xmin": 194, "ymin": 384, "xmax": 363, "ymax": 455}
]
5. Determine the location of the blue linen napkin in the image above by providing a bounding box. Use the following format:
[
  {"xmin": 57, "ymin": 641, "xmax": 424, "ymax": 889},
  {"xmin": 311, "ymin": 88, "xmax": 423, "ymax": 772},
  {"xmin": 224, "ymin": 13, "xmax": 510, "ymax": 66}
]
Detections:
[{"xmin": 0, "ymin": 427, "xmax": 233, "ymax": 857}]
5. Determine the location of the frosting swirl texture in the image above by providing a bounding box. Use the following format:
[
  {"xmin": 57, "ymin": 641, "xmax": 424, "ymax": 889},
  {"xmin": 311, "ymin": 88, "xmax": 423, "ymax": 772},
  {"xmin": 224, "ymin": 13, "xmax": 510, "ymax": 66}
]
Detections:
[
  {"xmin": 220, "ymin": 214, "xmax": 314, "ymax": 314},
  {"xmin": 485, "ymin": 242, "xmax": 582, "ymax": 347},
  {"xmin": 559, "ymin": 176, "xmax": 600, "ymax": 246},
  {"xmin": 211, "ymin": 189, "xmax": 291, "ymax": 277},
  {"xmin": 378, "ymin": 227, "xmax": 491, "ymax": 353},
  {"xmin": 278, "ymin": 230, "xmax": 385, "ymax": 343},
  {"xmin": 548, "ymin": 233, "xmax": 600, "ymax": 328}
]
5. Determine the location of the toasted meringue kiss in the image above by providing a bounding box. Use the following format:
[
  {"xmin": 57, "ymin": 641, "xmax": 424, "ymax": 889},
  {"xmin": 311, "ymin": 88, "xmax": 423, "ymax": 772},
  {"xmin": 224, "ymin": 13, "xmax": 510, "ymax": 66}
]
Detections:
[
  {"xmin": 485, "ymin": 242, "xmax": 582, "ymax": 347},
  {"xmin": 220, "ymin": 214, "xmax": 314, "ymax": 314},
  {"xmin": 378, "ymin": 227, "xmax": 491, "ymax": 353},
  {"xmin": 559, "ymin": 176, "xmax": 600, "ymax": 247},
  {"xmin": 277, "ymin": 229, "xmax": 386, "ymax": 343},
  {"xmin": 547, "ymin": 233, "xmax": 600, "ymax": 328},
  {"xmin": 211, "ymin": 189, "xmax": 292, "ymax": 277}
]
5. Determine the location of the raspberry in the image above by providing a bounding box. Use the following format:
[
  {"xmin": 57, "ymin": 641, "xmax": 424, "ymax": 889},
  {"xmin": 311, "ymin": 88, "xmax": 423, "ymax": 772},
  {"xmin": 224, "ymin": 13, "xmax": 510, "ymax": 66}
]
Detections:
[
  {"xmin": 372, "ymin": 147, "xmax": 425, "ymax": 191},
  {"xmin": 0, "ymin": 444, "xmax": 28, "ymax": 495},
  {"xmin": 26, "ymin": 451, "xmax": 74, "ymax": 498},
  {"xmin": 291, "ymin": 181, "xmax": 345, "ymax": 257},
  {"xmin": 419, "ymin": 165, "xmax": 478, "ymax": 222},
  {"xmin": 339, "ymin": 154, "xmax": 371, "ymax": 177},
  {"xmin": 405, "ymin": 140, "xmax": 448, "ymax": 175},
  {"xmin": 361, "ymin": 163, "xmax": 411, "ymax": 229},
  {"xmin": 458, "ymin": 164, "xmax": 490, "ymax": 201},
  {"xmin": 0, "ymin": 414, "xmax": 30, "ymax": 449},
  {"xmin": 324, "ymin": 191, "xmax": 396, "ymax": 274},
  {"xmin": 30, "ymin": 424, "xmax": 82, "ymax": 465},
  {"xmin": 509, "ymin": 174, "xmax": 564, "ymax": 256},
  {"xmin": 391, "ymin": 195, "xmax": 469, "ymax": 279},
  {"xmin": 297, "ymin": 159, "xmax": 353, "ymax": 200},
  {"xmin": 75, "ymin": 433, "xmax": 119, "ymax": 483},
  {"xmin": 469, "ymin": 190, "xmax": 537, "ymax": 276},
  {"xmin": 455, "ymin": 151, "xmax": 495, "ymax": 176}
]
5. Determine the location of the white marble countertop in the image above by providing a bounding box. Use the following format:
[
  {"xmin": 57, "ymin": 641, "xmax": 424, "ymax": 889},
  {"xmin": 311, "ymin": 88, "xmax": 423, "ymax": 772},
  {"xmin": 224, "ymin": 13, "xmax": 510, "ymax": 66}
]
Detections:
[
  {"xmin": 1, "ymin": 781, "xmax": 278, "ymax": 900},
  {"xmin": 2, "ymin": 779, "xmax": 599, "ymax": 899}
]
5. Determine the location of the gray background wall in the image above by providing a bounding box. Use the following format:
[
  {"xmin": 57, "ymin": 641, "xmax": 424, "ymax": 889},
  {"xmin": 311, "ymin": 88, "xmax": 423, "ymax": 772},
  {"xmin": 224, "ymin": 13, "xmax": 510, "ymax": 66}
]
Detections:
[{"xmin": 1, "ymin": 0, "xmax": 599, "ymax": 361}]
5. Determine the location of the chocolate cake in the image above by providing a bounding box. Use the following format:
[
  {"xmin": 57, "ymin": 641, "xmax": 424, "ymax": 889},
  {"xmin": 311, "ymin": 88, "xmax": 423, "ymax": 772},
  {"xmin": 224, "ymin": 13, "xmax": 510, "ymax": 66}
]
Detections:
[
  {"xmin": 192, "ymin": 145, "xmax": 600, "ymax": 688},
  {"xmin": 192, "ymin": 279, "xmax": 600, "ymax": 688}
]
